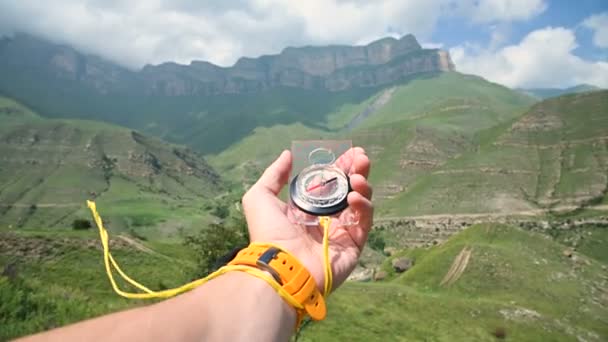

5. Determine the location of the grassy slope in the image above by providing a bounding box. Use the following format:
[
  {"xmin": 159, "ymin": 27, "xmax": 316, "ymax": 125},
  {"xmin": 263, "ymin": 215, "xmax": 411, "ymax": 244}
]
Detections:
[
  {"xmin": 211, "ymin": 72, "xmax": 536, "ymax": 205},
  {"xmin": 0, "ymin": 62, "xmax": 380, "ymax": 155},
  {"xmin": 0, "ymin": 228, "xmax": 197, "ymax": 339},
  {"xmin": 519, "ymin": 85, "xmax": 603, "ymax": 100},
  {"xmin": 386, "ymin": 91, "xmax": 608, "ymax": 215},
  {"xmin": 0, "ymin": 96, "xmax": 223, "ymax": 238},
  {"xmin": 3, "ymin": 223, "xmax": 605, "ymax": 341},
  {"xmin": 301, "ymin": 224, "xmax": 607, "ymax": 341},
  {"xmin": 2, "ymin": 71, "xmax": 605, "ymax": 342}
]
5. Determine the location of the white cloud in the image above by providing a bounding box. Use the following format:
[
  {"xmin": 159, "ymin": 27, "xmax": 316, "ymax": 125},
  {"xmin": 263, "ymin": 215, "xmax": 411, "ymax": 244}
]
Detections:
[
  {"xmin": 450, "ymin": 27, "xmax": 608, "ymax": 88},
  {"xmin": 0, "ymin": 0, "xmax": 547, "ymax": 69},
  {"xmin": 421, "ymin": 42, "xmax": 444, "ymax": 49},
  {"xmin": 582, "ymin": 12, "xmax": 608, "ymax": 48},
  {"xmin": 0, "ymin": 0, "xmax": 447, "ymax": 68},
  {"xmin": 462, "ymin": 0, "xmax": 547, "ymax": 23}
]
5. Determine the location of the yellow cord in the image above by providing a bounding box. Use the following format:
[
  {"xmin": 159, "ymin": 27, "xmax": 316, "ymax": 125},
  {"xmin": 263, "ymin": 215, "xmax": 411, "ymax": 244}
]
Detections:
[
  {"xmin": 86, "ymin": 200, "xmax": 304, "ymax": 309},
  {"xmin": 86, "ymin": 200, "xmax": 334, "ymax": 306},
  {"xmin": 319, "ymin": 216, "xmax": 332, "ymax": 295},
  {"xmin": 87, "ymin": 201, "xmax": 333, "ymax": 316}
]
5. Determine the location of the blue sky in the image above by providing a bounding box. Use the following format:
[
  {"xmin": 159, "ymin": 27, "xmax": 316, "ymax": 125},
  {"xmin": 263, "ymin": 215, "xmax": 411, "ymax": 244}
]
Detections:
[
  {"xmin": 0, "ymin": 0, "xmax": 606, "ymax": 88},
  {"xmin": 433, "ymin": 0, "xmax": 606, "ymax": 60},
  {"xmin": 431, "ymin": 0, "xmax": 608, "ymax": 87}
]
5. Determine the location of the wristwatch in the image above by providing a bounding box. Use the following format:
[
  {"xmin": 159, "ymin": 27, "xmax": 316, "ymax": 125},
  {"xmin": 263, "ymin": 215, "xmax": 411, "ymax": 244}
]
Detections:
[{"xmin": 228, "ymin": 243, "xmax": 327, "ymax": 321}]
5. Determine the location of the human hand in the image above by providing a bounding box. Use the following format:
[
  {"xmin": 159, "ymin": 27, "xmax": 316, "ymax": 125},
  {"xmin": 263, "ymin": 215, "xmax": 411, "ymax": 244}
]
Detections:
[{"xmin": 242, "ymin": 147, "xmax": 373, "ymax": 293}]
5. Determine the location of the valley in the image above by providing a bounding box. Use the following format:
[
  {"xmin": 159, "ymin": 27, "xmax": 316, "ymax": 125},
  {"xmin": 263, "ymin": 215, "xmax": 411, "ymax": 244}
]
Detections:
[{"xmin": 0, "ymin": 33, "xmax": 607, "ymax": 341}]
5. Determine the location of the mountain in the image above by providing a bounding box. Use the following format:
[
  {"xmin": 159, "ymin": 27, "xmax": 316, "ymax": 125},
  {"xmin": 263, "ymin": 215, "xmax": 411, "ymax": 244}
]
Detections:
[
  {"xmin": 386, "ymin": 90, "xmax": 608, "ymax": 215},
  {"xmin": 0, "ymin": 96, "xmax": 223, "ymax": 235},
  {"xmin": 0, "ymin": 33, "xmax": 453, "ymax": 154},
  {"xmin": 1, "ymin": 33, "xmax": 607, "ymax": 342},
  {"xmin": 142, "ymin": 35, "xmax": 454, "ymax": 94},
  {"xmin": 518, "ymin": 84, "xmax": 602, "ymax": 100},
  {"xmin": 0, "ymin": 33, "xmax": 453, "ymax": 96},
  {"xmin": 210, "ymin": 72, "xmax": 537, "ymax": 197}
]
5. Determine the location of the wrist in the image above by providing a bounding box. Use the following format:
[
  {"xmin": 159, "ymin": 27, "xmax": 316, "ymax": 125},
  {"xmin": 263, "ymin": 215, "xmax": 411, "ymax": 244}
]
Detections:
[
  {"xmin": 228, "ymin": 243, "xmax": 327, "ymax": 322},
  {"xmin": 251, "ymin": 239, "xmax": 326, "ymax": 293},
  {"xmin": 276, "ymin": 244, "xmax": 326, "ymax": 293},
  {"xmin": 195, "ymin": 271, "xmax": 297, "ymax": 341}
]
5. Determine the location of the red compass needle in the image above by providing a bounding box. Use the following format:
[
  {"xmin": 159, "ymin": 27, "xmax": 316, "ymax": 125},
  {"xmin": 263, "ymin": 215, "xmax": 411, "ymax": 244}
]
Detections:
[{"xmin": 307, "ymin": 177, "xmax": 337, "ymax": 192}]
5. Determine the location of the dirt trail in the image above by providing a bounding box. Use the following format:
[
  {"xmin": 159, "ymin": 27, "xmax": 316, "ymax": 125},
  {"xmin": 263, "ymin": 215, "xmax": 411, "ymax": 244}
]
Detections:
[
  {"xmin": 495, "ymin": 135, "xmax": 608, "ymax": 149},
  {"xmin": 346, "ymin": 87, "xmax": 396, "ymax": 130},
  {"xmin": 116, "ymin": 235, "xmax": 157, "ymax": 254},
  {"xmin": 0, "ymin": 203, "xmax": 82, "ymax": 208},
  {"xmin": 440, "ymin": 247, "xmax": 472, "ymax": 286},
  {"xmin": 114, "ymin": 234, "xmax": 189, "ymax": 265},
  {"xmin": 377, "ymin": 204, "xmax": 608, "ymax": 222}
]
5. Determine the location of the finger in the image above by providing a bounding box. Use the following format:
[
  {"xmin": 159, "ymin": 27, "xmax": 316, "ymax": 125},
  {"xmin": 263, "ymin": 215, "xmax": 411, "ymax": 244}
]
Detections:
[
  {"xmin": 253, "ymin": 150, "xmax": 292, "ymax": 195},
  {"xmin": 336, "ymin": 147, "xmax": 367, "ymax": 174},
  {"xmin": 352, "ymin": 153, "xmax": 370, "ymax": 179},
  {"xmin": 353, "ymin": 146, "xmax": 366, "ymax": 156},
  {"xmin": 350, "ymin": 174, "xmax": 372, "ymax": 200},
  {"xmin": 346, "ymin": 192, "xmax": 373, "ymax": 250}
]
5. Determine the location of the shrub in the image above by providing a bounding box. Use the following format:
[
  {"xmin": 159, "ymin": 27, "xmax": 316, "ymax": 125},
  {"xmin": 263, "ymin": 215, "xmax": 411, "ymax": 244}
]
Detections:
[
  {"xmin": 367, "ymin": 228, "xmax": 386, "ymax": 252},
  {"xmin": 184, "ymin": 214, "xmax": 249, "ymax": 277},
  {"xmin": 72, "ymin": 219, "xmax": 92, "ymax": 230},
  {"xmin": 211, "ymin": 204, "xmax": 230, "ymax": 219}
]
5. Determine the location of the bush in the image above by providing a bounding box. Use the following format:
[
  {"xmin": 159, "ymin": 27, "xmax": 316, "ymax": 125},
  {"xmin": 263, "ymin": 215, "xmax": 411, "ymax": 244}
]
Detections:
[
  {"xmin": 184, "ymin": 214, "xmax": 249, "ymax": 277},
  {"xmin": 72, "ymin": 219, "xmax": 92, "ymax": 230},
  {"xmin": 367, "ymin": 228, "xmax": 386, "ymax": 252},
  {"xmin": 211, "ymin": 204, "xmax": 230, "ymax": 219}
]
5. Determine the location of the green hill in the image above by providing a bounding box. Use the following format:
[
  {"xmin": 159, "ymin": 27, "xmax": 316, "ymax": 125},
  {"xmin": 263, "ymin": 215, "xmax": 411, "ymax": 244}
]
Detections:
[
  {"xmin": 2, "ymin": 223, "xmax": 605, "ymax": 341},
  {"xmin": 519, "ymin": 84, "xmax": 603, "ymax": 100},
  {"xmin": 210, "ymin": 72, "xmax": 536, "ymax": 198},
  {"xmin": 301, "ymin": 223, "xmax": 607, "ymax": 341},
  {"xmin": 0, "ymin": 33, "xmax": 449, "ymax": 156},
  {"xmin": 1, "ymin": 34, "xmax": 606, "ymax": 342},
  {"xmin": 386, "ymin": 90, "xmax": 608, "ymax": 215},
  {"xmin": 0, "ymin": 96, "xmax": 223, "ymax": 238}
]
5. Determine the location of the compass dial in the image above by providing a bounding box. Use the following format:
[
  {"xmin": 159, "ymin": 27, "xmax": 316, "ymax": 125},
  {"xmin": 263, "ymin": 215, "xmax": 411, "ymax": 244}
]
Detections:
[{"xmin": 290, "ymin": 164, "xmax": 350, "ymax": 216}]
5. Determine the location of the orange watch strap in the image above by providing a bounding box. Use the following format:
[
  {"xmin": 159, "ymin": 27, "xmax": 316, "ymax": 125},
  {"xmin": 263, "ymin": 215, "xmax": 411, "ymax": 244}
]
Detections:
[{"xmin": 228, "ymin": 244, "xmax": 327, "ymax": 321}]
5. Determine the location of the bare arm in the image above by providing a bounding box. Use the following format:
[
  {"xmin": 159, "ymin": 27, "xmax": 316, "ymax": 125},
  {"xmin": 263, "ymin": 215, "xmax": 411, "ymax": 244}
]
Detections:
[{"xmin": 20, "ymin": 272, "xmax": 296, "ymax": 342}]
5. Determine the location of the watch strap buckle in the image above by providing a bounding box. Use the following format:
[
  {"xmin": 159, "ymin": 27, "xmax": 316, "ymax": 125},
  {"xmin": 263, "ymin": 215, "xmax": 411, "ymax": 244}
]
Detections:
[{"xmin": 256, "ymin": 247, "xmax": 283, "ymax": 285}]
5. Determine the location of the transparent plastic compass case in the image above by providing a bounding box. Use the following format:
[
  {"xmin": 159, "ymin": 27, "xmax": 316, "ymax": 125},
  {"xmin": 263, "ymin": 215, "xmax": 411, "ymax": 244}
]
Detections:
[{"xmin": 287, "ymin": 140, "xmax": 359, "ymax": 227}]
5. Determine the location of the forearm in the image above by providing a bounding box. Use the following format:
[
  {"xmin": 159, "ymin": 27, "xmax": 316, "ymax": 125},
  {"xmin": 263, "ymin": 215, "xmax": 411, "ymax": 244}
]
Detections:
[{"xmin": 19, "ymin": 272, "xmax": 296, "ymax": 342}]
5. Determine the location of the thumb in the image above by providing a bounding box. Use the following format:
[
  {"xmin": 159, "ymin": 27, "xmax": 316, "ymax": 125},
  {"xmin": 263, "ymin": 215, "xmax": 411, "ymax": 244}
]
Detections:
[{"xmin": 253, "ymin": 150, "xmax": 292, "ymax": 195}]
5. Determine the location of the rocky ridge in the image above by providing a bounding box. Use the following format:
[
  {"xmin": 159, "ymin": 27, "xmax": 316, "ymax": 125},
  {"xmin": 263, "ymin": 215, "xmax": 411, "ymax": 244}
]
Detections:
[
  {"xmin": 0, "ymin": 33, "xmax": 454, "ymax": 96},
  {"xmin": 375, "ymin": 214, "xmax": 608, "ymax": 249}
]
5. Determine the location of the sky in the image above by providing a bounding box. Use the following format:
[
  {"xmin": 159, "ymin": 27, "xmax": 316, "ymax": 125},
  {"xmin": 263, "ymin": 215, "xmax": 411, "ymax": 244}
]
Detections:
[{"xmin": 0, "ymin": 0, "xmax": 606, "ymax": 89}]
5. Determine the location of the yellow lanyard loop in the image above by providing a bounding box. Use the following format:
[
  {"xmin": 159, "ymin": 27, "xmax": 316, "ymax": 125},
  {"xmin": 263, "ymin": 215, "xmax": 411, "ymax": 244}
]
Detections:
[{"xmin": 86, "ymin": 200, "xmax": 334, "ymax": 302}]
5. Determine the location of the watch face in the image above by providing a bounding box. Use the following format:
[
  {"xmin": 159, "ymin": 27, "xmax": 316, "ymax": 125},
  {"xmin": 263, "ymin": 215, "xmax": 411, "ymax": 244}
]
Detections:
[{"xmin": 290, "ymin": 164, "xmax": 350, "ymax": 216}]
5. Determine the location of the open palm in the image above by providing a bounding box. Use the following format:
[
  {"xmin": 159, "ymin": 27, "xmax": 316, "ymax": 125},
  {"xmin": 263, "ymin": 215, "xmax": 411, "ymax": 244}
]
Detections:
[{"xmin": 242, "ymin": 148, "xmax": 373, "ymax": 293}]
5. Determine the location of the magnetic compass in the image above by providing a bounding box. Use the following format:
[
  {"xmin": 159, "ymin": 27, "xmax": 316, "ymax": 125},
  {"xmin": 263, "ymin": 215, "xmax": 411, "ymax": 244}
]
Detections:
[{"xmin": 289, "ymin": 164, "xmax": 351, "ymax": 216}]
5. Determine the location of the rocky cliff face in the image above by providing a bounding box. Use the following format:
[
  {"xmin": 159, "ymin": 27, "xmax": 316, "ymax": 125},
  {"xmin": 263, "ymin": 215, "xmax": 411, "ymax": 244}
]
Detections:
[
  {"xmin": 0, "ymin": 33, "xmax": 455, "ymax": 96},
  {"xmin": 0, "ymin": 34, "xmax": 134, "ymax": 94},
  {"xmin": 141, "ymin": 34, "xmax": 455, "ymax": 95}
]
